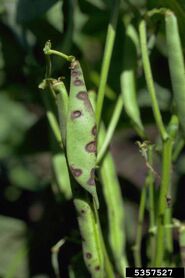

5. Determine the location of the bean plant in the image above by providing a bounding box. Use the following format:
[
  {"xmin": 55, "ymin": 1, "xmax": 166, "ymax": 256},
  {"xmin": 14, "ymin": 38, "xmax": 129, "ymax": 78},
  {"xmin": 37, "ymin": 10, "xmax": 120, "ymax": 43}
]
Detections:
[{"xmin": 38, "ymin": 2, "xmax": 185, "ymax": 277}]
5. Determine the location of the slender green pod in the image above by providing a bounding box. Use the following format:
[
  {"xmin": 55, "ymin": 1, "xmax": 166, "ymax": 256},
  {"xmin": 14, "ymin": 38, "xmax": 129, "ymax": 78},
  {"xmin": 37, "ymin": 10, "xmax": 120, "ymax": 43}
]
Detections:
[
  {"xmin": 66, "ymin": 60, "xmax": 99, "ymax": 208},
  {"xmin": 74, "ymin": 196, "xmax": 104, "ymax": 278},
  {"xmin": 165, "ymin": 11, "xmax": 185, "ymax": 137},
  {"xmin": 52, "ymin": 153, "xmax": 72, "ymax": 200},
  {"xmin": 121, "ymin": 23, "xmax": 145, "ymax": 137},
  {"xmin": 39, "ymin": 79, "xmax": 63, "ymax": 147},
  {"xmin": 51, "ymin": 79, "xmax": 69, "ymax": 147},
  {"xmin": 88, "ymin": 90, "xmax": 128, "ymax": 275},
  {"xmin": 99, "ymin": 127, "xmax": 128, "ymax": 275},
  {"xmin": 139, "ymin": 19, "xmax": 168, "ymax": 141}
]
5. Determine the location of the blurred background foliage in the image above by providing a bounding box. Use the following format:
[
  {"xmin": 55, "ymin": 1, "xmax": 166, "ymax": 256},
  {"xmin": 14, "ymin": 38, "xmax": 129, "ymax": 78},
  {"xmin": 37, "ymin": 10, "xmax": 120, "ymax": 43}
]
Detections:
[{"xmin": 0, "ymin": 0, "xmax": 185, "ymax": 277}]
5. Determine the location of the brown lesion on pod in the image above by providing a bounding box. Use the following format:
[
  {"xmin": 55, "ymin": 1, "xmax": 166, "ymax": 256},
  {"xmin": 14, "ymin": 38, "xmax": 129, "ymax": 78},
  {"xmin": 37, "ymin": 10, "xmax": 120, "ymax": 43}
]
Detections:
[
  {"xmin": 95, "ymin": 266, "xmax": 100, "ymax": 271},
  {"xmin": 74, "ymin": 78, "xmax": 84, "ymax": 86},
  {"xmin": 70, "ymin": 166, "xmax": 82, "ymax": 177},
  {"xmin": 85, "ymin": 141, "xmax": 96, "ymax": 153},
  {"xmin": 87, "ymin": 168, "xmax": 96, "ymax": 185},
  {"xmin": 71, "ymin": 69, "xmax": 81, "ymax": 78},
  {"xmin": 77, "ymin": 91, "xmax": 88, "ymax": 100},
  {"xmin": 71, "ymin": 110, "xmax": 82, "ymax": 119},
  {"xmin": 92, "ymin": 125, "xmax": 97, "ymax": 136},
  {"xmin": 85, "ymin": 253, "xmax": 92, "ymax": 259},
  {"xmin": 77, "ymin": 91, "xmax": 93, "ymax": 113}
]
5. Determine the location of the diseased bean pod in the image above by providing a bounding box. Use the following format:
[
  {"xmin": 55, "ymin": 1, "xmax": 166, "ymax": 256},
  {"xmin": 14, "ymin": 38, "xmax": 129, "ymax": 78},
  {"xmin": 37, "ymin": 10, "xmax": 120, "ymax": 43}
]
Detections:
[
  {"xmin": 165, "ymin": 11, "xmax": 185, "ymax": 137},
  {"xmin": 74, "ymin": 196, "xmax": 104, "ymax": 278},
  {"xmin": 66, "ymin": 60, "xmax": 99, "ymax": 209}
]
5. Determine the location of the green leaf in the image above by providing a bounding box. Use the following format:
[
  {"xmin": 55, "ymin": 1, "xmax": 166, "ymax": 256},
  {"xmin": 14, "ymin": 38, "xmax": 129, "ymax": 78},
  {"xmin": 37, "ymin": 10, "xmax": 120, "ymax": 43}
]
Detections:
[
  {"xmin": 0, "ymin": 215, "xmax": 28, "ymax": 278},
  {"xmin": 0, "ymin": 94, "xmax": 36, "ymax": 158}
]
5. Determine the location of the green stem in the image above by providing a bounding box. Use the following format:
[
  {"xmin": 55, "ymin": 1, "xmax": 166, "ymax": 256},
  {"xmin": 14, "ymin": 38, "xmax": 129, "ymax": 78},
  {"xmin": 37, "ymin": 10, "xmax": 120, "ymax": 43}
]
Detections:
[
  {"xmin": 43, "ymin": 40, "xmax": 75, "ymax": 62},
  {"xmin": 154, "ymin": 138, "xmax": 173, "ymax": 266},
  {"xmin": 139, "ymin": 19, "xmax": 168, "ymax": 141},
  {"xmin": 148, "ymin": 146, "xmax": 155, "ymax": 230},
  {"xmin": 133, "ymin": 182, "xmax": 147, "ymax": 267},
  {"xmin": 51, "ymin": 239, "xmax": 66, "ymax": 278},
  {"xmin": 147, "ymin": 146, "xmax": 156, "ymax": 266},
  {"xmin": 97, "ymin": 95, "xmax": 123, "ymax": 164},
  {"xmin": 164, "ymin": 208, "xmax": 173, "ymax": 258},
  {"xmin": 96, "ymin": 0, "xmax": 120, "ymax": 129},
  {"xmin": 46, "ymin": 49, "xmax": 75, "ymax": 62}
]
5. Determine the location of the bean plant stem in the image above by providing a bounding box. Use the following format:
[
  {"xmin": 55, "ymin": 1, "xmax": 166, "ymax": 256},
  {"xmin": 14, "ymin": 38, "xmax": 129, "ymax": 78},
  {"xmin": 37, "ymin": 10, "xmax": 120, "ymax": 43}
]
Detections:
[
  {"xmin": 147, "ymin": 146, "xmax": 156, "ymax": 266},
  {"xmin": 164, "ymin": 208, "xmax": 173, "ymax": 257},
  {"xmin": 133, "ymin": 181, "xmax": 147, "ymax": 267},
  {"xmin": 148, "ymin": 146, "xmax": 155, "ymax": 231},
  {"xmin": 45, "ymin": 49, "xmax": 74, "ymax": 62},
  {"xmin": 139, "ymin": 19, "xmax": 168, "ymax": 141},
  {"xmin": 96, "ymin": 0, "xmax": 120, "ymax": 129},
  {"xmin": 97, "ymin": 95, "xmax": 123, "ymax": 164},
  {"xmin": 154, "ymin": 138, "xmax": 173, "ymax": 266}
]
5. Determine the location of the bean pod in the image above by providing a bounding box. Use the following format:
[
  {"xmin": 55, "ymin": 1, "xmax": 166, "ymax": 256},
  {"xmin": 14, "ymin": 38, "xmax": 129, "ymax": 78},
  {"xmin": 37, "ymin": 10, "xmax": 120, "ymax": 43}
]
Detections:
[
  {"xmin": 66, "ymin": 60, "xmax": 99, "ymax": 208},
  {"xmin": 74, "ymin": 196, "xmax": 104, "ymax": 277},
  {"xmin": 88, "ymin": 90, "xmax": 128, "ymax": 275},
  {"xmin": 121, "ymin": 23, "xmax": 144, "ymax": 137},
  {"xmin": 51, "ymin": 79, "xmax": 69, "ymax": 147},
  {"xmin": 165, "ymin": 11, "xmax": 185, "ymax": 137}
]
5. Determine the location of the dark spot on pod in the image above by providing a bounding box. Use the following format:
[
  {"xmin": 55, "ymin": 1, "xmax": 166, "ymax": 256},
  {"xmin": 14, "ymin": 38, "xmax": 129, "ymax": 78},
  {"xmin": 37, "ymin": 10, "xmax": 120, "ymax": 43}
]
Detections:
[
  {"xmin": 86, "ymin": 253, "xmax": 92, "ymax": 259},
  {"xmin": 92, "ymin": 125, "xmax": 97, "ymax": 136},
  {"xmin": 77, "ymin": 91, "xmax": 88, "ymax": 100},
  {"xmin": 77, "ymin": 91, "xmax": 94, "ymax": 113},
  {"xmin": 71, "ymin": 110, "xmax": 82, "ymax": 119},
  {"xmin": 81, "ymin": 209, "xmax": 85, "ymax": 214},
  {"xmin": 74, "ymin": 78, "xmax": 84, "ymax": 86},
  {"xmin": 87, "ymin": 168, "xmax": 95, "ymax": 185},
  {"xmin": 70, "ymin": 166, "xmax": 82, "ymax": 177},
  {"xmin": 95, "ymin": 266, "xmax": 100, "ymax": 271},
  {"xmin": 85, "ymin": 141, "xmax": 96, "ymax": 153},
  {"xmin": 71, "ymin": 70, "xmax": 81, "ymax": 77}
]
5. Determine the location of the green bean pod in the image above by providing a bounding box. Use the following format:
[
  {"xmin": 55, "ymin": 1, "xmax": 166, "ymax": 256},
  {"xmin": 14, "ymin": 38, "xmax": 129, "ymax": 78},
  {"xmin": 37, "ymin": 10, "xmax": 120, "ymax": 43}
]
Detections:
[
  {"xmin": 99, "ymin": 126, "xmax": 128, "ymax": 275},
  {"xmin": 66, "ymin": 60, "xmax": 99, "ymax": 208},
  {"xmin": 88, "ymin": 90, "xmax": 128, "ymax": 275},
  {"xmin": 165, "ymin": 11, "xmax": 185, "ymax": 137},
  {"xmin": 74, "ymin": 196, "xmax": 104, "ymax": 278},
  {"xmin": 121, "ymin": 23, "xmax": 145, "ymax": 137},
  {"xmin": 52, "ymin": 153, "xmax": 72, "ymax": 200},
  {"xmin": 51, "ymin": 79, "xmax": 69, "ymax": 147}
]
